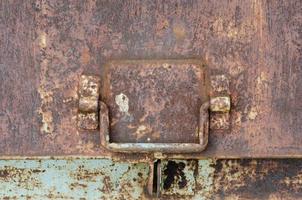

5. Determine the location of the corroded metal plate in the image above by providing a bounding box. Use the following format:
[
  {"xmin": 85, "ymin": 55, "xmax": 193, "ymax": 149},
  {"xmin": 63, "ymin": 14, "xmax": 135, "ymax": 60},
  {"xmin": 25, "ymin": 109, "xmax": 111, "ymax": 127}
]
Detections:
[
  {"xmin": 101, "ymin": 60, "xmax": 208, "ymax": 146},
  {"xmin": 0, "ymin": 1, "xmax": 301, "ymax": 159}
]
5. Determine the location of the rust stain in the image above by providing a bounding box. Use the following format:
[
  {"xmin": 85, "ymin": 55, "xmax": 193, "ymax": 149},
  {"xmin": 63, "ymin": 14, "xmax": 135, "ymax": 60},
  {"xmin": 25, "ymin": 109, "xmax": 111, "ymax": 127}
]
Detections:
[
  {"xmin": 0, "ymin": 166, "xmax": 44, "ymax": 189},
  {"xmin": 135, "ymin": 125, "xmax": 153, "ymax": 141},
  {"xmin": 208, "ymin": 159, "xmax": 302, "ymax": 199},
  {"xmin": 101, "ymin": 176, "xmax": 113, "ymax": 193}
]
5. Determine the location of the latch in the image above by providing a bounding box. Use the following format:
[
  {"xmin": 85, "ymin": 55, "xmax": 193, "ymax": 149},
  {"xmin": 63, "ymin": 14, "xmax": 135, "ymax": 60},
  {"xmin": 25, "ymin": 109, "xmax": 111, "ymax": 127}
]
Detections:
[{"xmin": 77, "ymin": 59, "xmax": 231, "ymax": 154}]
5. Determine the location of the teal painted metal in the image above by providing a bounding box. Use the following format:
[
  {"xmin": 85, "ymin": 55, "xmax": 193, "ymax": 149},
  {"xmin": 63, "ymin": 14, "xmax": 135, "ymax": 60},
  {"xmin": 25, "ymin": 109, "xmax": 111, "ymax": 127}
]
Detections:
[
  {"xmin": 0, "ymin": 159, "xmax": 302, "ymax": 199},
  {"xmin": 0, "ymin": 159, "xmax": 149, "ymax": 199}
]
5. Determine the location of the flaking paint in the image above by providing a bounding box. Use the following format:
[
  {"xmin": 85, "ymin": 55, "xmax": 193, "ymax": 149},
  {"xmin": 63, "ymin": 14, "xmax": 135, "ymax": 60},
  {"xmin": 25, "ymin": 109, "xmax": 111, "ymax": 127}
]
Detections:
[{"xmin": 0, "ymin": 159, "xmax": 302, "ymax": 199}]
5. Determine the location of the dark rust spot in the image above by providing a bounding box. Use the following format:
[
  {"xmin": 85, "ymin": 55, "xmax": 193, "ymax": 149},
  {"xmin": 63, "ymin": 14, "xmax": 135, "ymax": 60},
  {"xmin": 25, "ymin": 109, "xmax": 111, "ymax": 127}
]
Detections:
[
  {"xmin": 163, "ymin": 161, "xmax": 187, "ymax": 190},
  {"xmin": 0, "ymin": 170, "xmax": 9, "ymax": 178}
]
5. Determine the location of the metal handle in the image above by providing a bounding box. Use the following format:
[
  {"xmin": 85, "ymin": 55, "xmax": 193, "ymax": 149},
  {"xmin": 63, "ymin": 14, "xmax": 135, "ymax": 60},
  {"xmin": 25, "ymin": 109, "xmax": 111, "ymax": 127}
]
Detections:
[{"xmin": 100, "ymin": 101, "xmax": 209, "ymax": 153}]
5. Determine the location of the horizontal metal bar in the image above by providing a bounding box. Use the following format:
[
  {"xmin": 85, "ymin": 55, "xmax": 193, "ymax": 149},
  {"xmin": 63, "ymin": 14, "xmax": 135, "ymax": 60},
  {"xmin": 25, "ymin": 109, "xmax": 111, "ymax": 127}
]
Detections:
[{"xmin": 106, "ymin": 143, "xmax": 207, "ymax": 153}]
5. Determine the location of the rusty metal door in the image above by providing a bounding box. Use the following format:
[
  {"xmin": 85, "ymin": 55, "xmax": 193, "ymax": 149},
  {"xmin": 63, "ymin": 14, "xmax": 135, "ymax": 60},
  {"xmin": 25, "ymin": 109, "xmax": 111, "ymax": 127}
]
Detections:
[{"xmin": 0, "ymin": 0, "xmax": 302, "ymax": 199}]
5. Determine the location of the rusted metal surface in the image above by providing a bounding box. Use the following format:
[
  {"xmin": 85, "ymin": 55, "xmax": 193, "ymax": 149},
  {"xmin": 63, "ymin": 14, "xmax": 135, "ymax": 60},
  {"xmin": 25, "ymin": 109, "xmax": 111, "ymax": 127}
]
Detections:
[
  {"xmin": 0, "ymin": 158, "xmax": 301, "ymax": 199},
  {"xmin": 0, "ymin": 0, "xmax": 302, "ymax": 158},
  {"xmin": 100, "ymin": 59, "xmax": 209, "ymax": 153},
  {"xmin": 194, "ymin": 159, "xmax": 302, "ymax": 200}
]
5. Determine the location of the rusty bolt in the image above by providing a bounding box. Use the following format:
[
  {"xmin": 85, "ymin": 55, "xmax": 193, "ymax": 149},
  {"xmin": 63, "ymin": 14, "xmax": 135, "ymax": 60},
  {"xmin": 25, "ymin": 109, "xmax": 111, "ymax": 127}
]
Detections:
[{"xmin": 210, "ymin": 96, "xmax": 231, "ymax": 113}]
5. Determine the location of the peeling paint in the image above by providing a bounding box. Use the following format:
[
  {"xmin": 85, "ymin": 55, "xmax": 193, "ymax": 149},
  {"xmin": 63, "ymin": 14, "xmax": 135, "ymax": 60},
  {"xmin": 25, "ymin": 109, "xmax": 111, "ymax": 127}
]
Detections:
[
  {"xmin": 39, "ymin": 110, "xmax": 54, "ymax": 134},
  {"xmin": 37, "ymin": 29, "xmax": 54, "ymax": 134},
  {"xmin": 248, "ymin": 106, "xmax": 258, "ymax": 120},
  {"xmin": 135, "ymin": 125, "xmax": 152, "ymax": 140},
  {"xmin": 193, "ymin": 160, "xmax": 215, "ymax": 200},
  {"xmin": 115, "ymin": 93, "xmax": 129, "ymax": 113},
  {"xmin": 37, "ymin": 59, "xmax": 54, "ymax": 134},
  {"xmin": 39, "ymin": 31, "xmax": 47, "ymax": 49},
  {"xmin": 0, "ymin": 159, "xmax": 301, "ymax": 199},
  {"xmin": 0, "ymin": 159, "xmax": 149, "ymax": 200}
]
